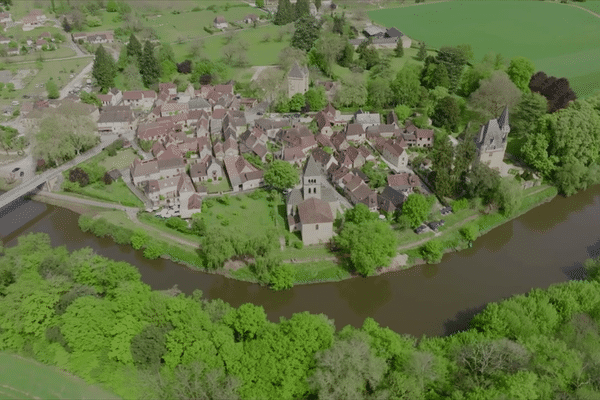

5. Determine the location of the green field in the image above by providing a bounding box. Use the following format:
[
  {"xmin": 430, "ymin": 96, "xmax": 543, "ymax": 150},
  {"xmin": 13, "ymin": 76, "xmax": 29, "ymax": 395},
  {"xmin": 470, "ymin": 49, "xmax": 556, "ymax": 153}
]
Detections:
[
  {"xmin": 0, "ymin": 352, "xmax": 120, "ymax": 400},
  {"xmin": 97, "ymin": 148, "xmax": 140, "ymax": 170},
  {"xmin": 369, "ymin": 1, "xmax": 600, "ymax": 98},
  {"xmin": 171, "ymin": 24, "xmax": 290, "ymax": 67}
]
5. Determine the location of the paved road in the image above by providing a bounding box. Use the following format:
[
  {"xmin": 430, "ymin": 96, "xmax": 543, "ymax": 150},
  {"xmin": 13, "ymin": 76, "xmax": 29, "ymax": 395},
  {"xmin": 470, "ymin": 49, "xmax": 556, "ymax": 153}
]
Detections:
[{"xmin": 60, "ymin": 60, "xmax": 94, "ymax": 100}]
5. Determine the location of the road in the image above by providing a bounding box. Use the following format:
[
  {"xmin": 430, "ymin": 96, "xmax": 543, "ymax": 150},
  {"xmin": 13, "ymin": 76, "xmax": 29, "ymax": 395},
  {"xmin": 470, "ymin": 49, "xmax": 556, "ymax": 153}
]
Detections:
[{"xmin": 59, "ymin": 60, "xmax": 94, "ymax": 100}]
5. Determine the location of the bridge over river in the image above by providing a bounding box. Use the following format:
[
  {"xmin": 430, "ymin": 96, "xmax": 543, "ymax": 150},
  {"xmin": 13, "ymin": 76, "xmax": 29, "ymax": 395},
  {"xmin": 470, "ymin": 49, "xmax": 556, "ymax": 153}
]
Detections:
[{"xmin": 0, "ymin": 135, "xmax": 119, "ymax": 211}]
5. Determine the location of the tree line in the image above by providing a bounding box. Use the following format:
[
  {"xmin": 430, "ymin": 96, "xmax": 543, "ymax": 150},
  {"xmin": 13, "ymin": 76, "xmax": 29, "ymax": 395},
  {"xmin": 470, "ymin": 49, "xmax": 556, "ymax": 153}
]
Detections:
[{"xmin": 3, "ymin": 233, "xmax": 600, "ymax": 399}]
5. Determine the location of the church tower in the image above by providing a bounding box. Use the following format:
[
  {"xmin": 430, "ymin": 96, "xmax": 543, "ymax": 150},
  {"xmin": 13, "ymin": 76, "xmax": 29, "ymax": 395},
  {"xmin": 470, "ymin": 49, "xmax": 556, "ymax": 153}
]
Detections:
[
  {"xmin": 303, "ymin": 156, "xmax": 322, "ymax": 200},
  {"xmin": 498, "ymin": 105, "xmax": 510, "ymax": 136}
]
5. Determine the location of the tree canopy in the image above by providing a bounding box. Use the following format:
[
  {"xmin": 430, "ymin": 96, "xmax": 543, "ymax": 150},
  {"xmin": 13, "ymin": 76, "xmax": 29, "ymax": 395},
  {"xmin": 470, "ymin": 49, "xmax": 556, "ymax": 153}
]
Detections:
[
  {"xmin": 264, "ymin": 161, "xmax": 300, "ymax": 191},
  {"xmin": 402, "ymin": 193, "xmax": 432, "ymax": 229}
]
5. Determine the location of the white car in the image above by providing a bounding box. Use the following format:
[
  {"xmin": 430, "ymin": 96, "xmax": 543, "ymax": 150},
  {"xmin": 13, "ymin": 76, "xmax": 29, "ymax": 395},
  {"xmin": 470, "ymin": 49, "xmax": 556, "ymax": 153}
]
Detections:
[{"xmin": 11, "ymin": 101, "xmax": 19, "ymax": 106}]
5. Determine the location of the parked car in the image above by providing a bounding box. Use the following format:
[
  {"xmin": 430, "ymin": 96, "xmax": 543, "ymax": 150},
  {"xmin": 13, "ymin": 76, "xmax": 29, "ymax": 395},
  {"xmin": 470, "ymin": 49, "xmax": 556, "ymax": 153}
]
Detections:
[{"xmin": 11, "ymin": 167, "xmax": 20, "ymax": 173}]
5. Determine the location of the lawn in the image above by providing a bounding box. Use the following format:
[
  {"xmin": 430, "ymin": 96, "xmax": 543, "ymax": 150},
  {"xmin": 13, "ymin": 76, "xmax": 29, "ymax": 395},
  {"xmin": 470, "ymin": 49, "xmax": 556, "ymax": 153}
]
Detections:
[
  {"xmin": 291, "ymin": 260, "xmax": 352, "ymax": 284},
  {"xmin": 137, "ymin": 212, "xmax": 203, "ymax": 244},
  {"xmin": 369, "ymin": 1, "xmax": 600, "ymax": 98},
  {"xmin": 5, "ymin": 46, "xmax": 77, "ymax": 63},
  {"xmin": 17, "ymin": 57, "xmax": 94, "ymax": 98},
  {"xmin": 0, "ymin": 352, "xmax": 120, "ymax": 400},
  {"xmin": 148, "ymin": 3, "xmax": 266, "ymax": 43},
  {"xmin": 197, "ymin": 178, "xmax": 232, "ymax": 194},
  {"xmin": 61, "ymin": 179, "xmax": 144, "ymax": 208},
  {"xmin": 171, "ymin": 24, "xmax": 289, "ymax": 67},
  {"xmin": 97, "ymin": 148, "xmax": 140, "ymax": 170},
  {"xmin": 202, "ymin": 192, "xmax": 286, "ymax": 239}
]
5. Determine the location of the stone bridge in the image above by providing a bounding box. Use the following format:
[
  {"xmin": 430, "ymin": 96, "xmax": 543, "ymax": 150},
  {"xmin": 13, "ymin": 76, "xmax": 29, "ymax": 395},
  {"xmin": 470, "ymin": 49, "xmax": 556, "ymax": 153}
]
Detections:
[{"xmin": 0, "ymin": 136, "xmax": 119, "ymax": 211}]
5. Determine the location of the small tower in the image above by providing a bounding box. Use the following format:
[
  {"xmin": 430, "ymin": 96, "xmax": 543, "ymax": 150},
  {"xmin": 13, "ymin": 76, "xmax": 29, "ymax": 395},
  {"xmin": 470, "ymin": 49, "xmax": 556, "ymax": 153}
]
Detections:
[
  {"xmin": 497, "ymin": 105, "xmax": 510, "ymax": 136},
  {"xmin": 303, "ymin": 155, "xmax": 322, "ymax": 200}
]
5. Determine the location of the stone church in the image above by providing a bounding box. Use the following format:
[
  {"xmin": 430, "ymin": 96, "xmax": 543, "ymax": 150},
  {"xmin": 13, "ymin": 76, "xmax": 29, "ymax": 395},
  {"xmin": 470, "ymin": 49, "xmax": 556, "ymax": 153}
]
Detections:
[
  {"xmin": 475, "ymin": 106, "xmax": 510, "ymax": 171},
  {"xmin": 286, "ymin": 155, "xmax": 340, "ymax": 245}
]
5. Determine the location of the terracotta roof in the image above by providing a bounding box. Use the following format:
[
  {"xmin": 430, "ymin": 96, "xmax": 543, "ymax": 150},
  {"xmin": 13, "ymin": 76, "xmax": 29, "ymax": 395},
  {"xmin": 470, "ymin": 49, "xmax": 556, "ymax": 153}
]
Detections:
[
  {"xmin": 298, "ymin": 198, "xmax": 334, "ymax": 225},
  {"xmin": 157, "ymin": 157, "xmax": 185, "ymax": 170},
  {"xmin": 214, "ymin": 16, "xmax": 227, "ymax": 24},
  {"xmin": 123, "ymin": 91, "xmax": 143, "ymax": 100},
  {"xmin": 98, "ymin": 106, "xmax": 134, "ymax": 123},
  {"xmin": 132, "ymin": 159, "xmax": 159, "ymax": 177},
  {"xmin": 188, "ymin": 193, "xmax": 202, "ymax": 210}
]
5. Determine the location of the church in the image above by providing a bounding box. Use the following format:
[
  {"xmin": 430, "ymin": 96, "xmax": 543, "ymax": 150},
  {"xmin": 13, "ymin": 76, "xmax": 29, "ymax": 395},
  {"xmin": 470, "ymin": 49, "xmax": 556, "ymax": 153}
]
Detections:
[{"xmin": 286, "ymin": 155, "xmax": 341, "ymax": 245}]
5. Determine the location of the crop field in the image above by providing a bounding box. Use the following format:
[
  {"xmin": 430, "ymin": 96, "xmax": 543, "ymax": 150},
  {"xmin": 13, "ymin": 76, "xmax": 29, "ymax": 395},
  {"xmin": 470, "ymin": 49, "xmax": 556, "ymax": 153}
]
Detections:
[
  {"xmin": 369, "ymin": 1, "xmax": 600, "ymax": 98},
  {"xmin": 0, "ymin": 352, "xmax": 120, "ymax": 400}
]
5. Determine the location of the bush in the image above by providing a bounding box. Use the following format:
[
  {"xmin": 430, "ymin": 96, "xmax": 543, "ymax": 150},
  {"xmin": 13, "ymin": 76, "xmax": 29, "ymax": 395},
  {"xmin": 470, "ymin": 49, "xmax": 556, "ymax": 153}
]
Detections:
[
  {"xmin": 77, "ymin": 215, "xmax": 94, "ymax": 232},
  {"xmin": 293, "ymin": 241, "xmax": 304, "ymax": 249},
  {"xmin": 102, "ymin": 172, "xmax": 113, "ymax": 185},
  {"xmin": 143, "ymin": 240, "xmax": 164, "ymax": 260},
  {"xmin": 218, "ymin": 194, "xmax": 230, "ymax": 205},
  {"xmin": 69, "ymin": 167, "xmax": 89, "ymax": 187},
  {"xmin": 218, "ymin": 176, "xmax": 223, "ymax": 181},
  {"xmin": 460, "ymin": 224, "xmax": 478, "ymax": 242},
  {"xmin": 269, "ymin": 264, "xmax": 295, "ymax": 291},
  {"xmin": 451, "ymin": 198, "xmax": 469, "ymax": 212},
  {"xmin": 421, "ymin": 239, "xmax": 443, "ymax": 263}
]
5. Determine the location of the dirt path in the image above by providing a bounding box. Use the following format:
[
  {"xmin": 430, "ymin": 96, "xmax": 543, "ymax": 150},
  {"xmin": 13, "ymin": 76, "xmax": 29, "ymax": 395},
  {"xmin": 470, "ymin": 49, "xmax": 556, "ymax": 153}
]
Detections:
[
  {"xmin": 565, "ymin": 2, "xmax": 600, "ymax": 18},
  {"xmin": 31, "ymin": 191, "xmax": 201, "ymax": 248}
]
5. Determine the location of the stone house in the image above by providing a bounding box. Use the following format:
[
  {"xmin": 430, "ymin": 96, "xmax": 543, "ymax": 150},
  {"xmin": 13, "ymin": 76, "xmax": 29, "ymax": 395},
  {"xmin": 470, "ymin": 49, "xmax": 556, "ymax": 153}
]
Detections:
[
  {"xmin": 345, "ymin": 123, "xmax": 366, "ymax": 143},
  {"xmin": 287, "ymin": 62, "xmax": 309, "ymax": 97},
  {"xmin": 122, "ymin": 90, "xmax": 157, "ymax": 110},
  {"xmin": 224, "ymin": 155, "xmax": 264, "ymax": 192},
  {"xmin": 344, "ymin": 174, "xmax": 378, "ymax": 211},
  {"xmin": 354, "ymin": 111, "xmax": 381, "ymax": 131},
  {"xmin": 0, "ymin": 12, "xmax": 12, "ymax": 24},
  {"xmin": 180, "ymin": 193, "xmax": 203, "ymax": 219},
  {"xmin": 214, "ymin": 16, "xmax": 228, "ymax": 29},
  {"xmin": 475, "ymin": 106, "xmax": 510, "ymax": 171},
  {"xmin": 331, "ymin": 131, "xmax": 349, "ymax": 152},
  {"xmin": 377, "ymin": 186, "xmax": 406, "ymax": 214},
  {"xmin": 243, "ymin": 14, "xmax": 258, "ymax": 23},
  {"xmin": 97, "ymin": 88, "xmax": 122, "ymax": 107},
  {"xmin": 97, "ymin": 105, "xmax": 136, "ymax": 134},
  {"xmin": 190, "ymin": 155, "xmax": 223, "ymax": 182},
  {"xmin": 381, "ymin": 140, "xmax": 408, "ymax": 169},
  {"xmin": 387, "ymin": 173, "xmax": 421, "ymax": 194}
]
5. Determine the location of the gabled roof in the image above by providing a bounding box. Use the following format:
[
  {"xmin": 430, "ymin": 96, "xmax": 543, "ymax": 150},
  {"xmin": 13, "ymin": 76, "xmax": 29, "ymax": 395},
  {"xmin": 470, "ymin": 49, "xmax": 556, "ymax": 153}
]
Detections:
[
  {"xmin": 385, "ymin": 27, "xmax": 403, "ymax": 38},
  {"xmin": 288, "ymin": 62, "xmax": 308, "ymax": 79},
  {"xmin": 497, "ymin": 105, "xmax": 509, "ymax": 129},
  {"xmin": 298, "ymin": 197, "xmax": 334, "ymax": 225},
  {"xmin": 98, "ymin": 105, "xmax": 134, "ymax": 124},
  {"xmin": 311, "ymin": 148, "xmax": 333, "ymax": 167}
]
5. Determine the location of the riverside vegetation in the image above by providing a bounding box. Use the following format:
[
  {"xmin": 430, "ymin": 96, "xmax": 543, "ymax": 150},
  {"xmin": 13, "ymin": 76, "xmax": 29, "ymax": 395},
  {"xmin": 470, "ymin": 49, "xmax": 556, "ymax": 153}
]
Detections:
[{"xmin": 3, "ymin": 234, "xmax": 600, "ymax": 399}]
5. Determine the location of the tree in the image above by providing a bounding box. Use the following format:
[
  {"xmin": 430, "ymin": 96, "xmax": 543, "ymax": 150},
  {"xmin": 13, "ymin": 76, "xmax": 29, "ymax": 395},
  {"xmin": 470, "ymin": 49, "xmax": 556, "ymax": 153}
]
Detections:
[
  {"xmin": 140, "ymin": 41, "xmax": 161, "ymax": 87},
  {"xmin": 335, "ymin": 219, "xmax": 397, "ymax": 276},
  {"xmin": 432, "ymin": 96, "xmax": 460, "ymax": 132},
  {"xmin": 295, "ymin": 0, "xmax": 311, "ymax": 19},
  {"xmin": 334, "ymin": 73, "xmax": 367, "ymax": 108},
  {"xmin": 274, "ymin": 0, "xmax": 294, "ymax": 25},
  {"xmin": 314, "ymin": 0, "xmax": 322, "ymax": 11},
  {"xmin": 79, "ymin": 91, "xmax": 101, "ymax": 107},
  {"xmin": 460, "ymin": 223, "xmax": 478, "ymax": 242},
  {"xmin": 393, "ymin": 40, "xmax": 404, "ymax": 58},
  {"xmin": 34, "ymin": 105, "xmax": 98, "ymax": 166},
  {"xmin": 421, "ymin": 239, "xmax": 443, "ymax": 263},
  {"xmin": 392, "ymin": 64, "xmax": 422, "ymax": 107},
  {"xmin": 290, "ymin": 14, "xmax": 321, "ymax": 51},
  {"xmin": 469, "ymin": 70, "xmax": 521, "ymax": 119},
  {"xmin": 202, "ymin": 228, "xmax": 235, "ymax": 269},
  {"xmin": 495, "ymin": 177, "xmax": 523, "ymax": 216},
  {"xmin": 344, "ymin": 203, "xmax": 378, "ymax": 224},
  {"xmin": 126, "ymin": 33, "xmax": 142, "ymax": 63},
  {"xmin": 507, "ymin": 56, "xmax": 535, "ymax": 93},
  {"xmin": 122, "ymin": 63, "xmax": 144, "ymax": 90},
  {"xmin": 402, "ymin": 193, "xmax": 432, "ymax": 229},
  {"xmin": 358, "ymin": 45, "xmax": 380, "ymax": 70},
  {"xmin": 431, "ymin": 132, "xmax": 455, "ymax": 198},
  {"xmin": 62, "ymin": 17, "xmax": 72, "ymax": 33},
  {"xmin": 106, "ymin": 0, "xmax": 118, "ymax": 12},
  {"xmin": 529, "ymin": 71, "xmax": 577, "ymax": 113},
  {"xmin": 308, "ymin": 331, "xmax": 388, "ymax": 399},
  {"xmin": 436, "ymin": 46, "xmax": 470, "ymax": 93},
  {"xmin": 46, "ymin": 78, "xmax": 59, "ymax": 99},
  {"xmin": 422, "ymin": 63, "xmax": 450, "ymax": 90},
  {"xmin": 417, "ymin": 41, "xmax": 427, "ymax": 61},
  {"xmin": 394, "ymin": 104, "xmax": 412, "ymax": 123},
  {"xmin": 453, "ymin": 133, "xmax": 477, "ymax": 193},
  {"xmin": 69, "ymin": 167, "xmax": 89, "ymax": 187},
  {"xmin": 92, "ymin": 45, "xmax": 116, "ymax": 92},
  {"xmin": 312, "ymin": 32, "xmax": 346, "ymax": 76},
  {"xmin": 368, "ymin": 77, "xmax": 394, "ymax": 109},
  {"xmin": 278, "ymin": 47, "xmax": 307, "ymax": 72},
  {"xmin": 466, "ymin": 162, "xmax": 501, "ymax": 203},
  {"xmin": 264, "ymin": 160, "xmax": 299, "ymax": 191},
  {"xmin": 511, "ymin": 92, "xmax": 548, "ymax": 136},
  {"xmin": 269, "ymin": 264, "xmax": 295, "ymax": 291},
  {"xmin": 222, "ymin": 39, "xmax": 249, "ymax": 68},
  {"xmin": 337, "ymin": 42, "xmax": 354, "ymax": 67},
  {"xmin": 304, "ymin": 87, "xmax": 327, "ymax": 111},
  {"xmin": 130, "ymin": 324, "xmax": 170, "ymax": 369},
  {"xmin": 176, "ymin": 60, "xmax": 192, "ymax": 74}
]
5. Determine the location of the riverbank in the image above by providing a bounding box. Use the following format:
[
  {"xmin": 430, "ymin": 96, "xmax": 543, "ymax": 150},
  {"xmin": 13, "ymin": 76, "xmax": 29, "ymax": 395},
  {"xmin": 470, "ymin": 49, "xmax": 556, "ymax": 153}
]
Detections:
[{"xmin": 25, "ymin": 183, "xmax": 559, "ymax": 287}]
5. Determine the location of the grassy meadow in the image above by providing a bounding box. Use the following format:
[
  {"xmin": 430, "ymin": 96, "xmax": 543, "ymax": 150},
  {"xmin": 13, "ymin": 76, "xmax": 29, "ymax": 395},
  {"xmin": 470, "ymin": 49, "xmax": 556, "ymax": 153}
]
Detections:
[
  {"xmin": 369, "ymin": 1, "xmax": 600, "ymax": 98},
  {"xmin": 0, "ymin": 352, "xmax": 120, "ymax": 400}
]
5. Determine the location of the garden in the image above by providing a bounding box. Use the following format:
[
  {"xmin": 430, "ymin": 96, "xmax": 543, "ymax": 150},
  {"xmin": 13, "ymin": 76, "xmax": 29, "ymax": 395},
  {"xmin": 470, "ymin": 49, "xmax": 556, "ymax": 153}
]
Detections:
[{"xmin": 369, "ymin": 1, "xmax": 600, "ymax": 98}]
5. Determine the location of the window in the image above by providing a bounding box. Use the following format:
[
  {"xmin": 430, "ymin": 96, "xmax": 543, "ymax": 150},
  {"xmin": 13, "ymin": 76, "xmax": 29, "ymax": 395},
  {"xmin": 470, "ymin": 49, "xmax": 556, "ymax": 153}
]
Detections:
[{"xmin": 316, "ymin": 224, "xmax": 319, "ymax": 230}]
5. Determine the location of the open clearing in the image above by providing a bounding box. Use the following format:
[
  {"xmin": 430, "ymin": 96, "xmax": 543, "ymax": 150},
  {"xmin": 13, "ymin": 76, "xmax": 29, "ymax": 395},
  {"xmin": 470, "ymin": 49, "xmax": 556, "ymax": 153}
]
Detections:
[
  {"xmin": 0, "ymin": 352, "xmax": 120, "ymax": 400},
  {"xmin": 369, "ymin": 1, "xmax": 600, "ymax": 98}
]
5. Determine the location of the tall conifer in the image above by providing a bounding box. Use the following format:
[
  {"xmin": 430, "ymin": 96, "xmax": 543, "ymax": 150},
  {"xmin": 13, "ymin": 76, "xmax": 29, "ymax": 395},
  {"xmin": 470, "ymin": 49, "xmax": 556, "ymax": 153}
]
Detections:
[
  {"xmin": 140, "ymin": 41, "xmax": 160, "ymax": 88},
  {"xmin": 92, "ymin": 45, "xmax": 116, "ymax": 93},
  {"xmin": 126, "ymin": 33, "xmax": 142, "ymax": 63}
]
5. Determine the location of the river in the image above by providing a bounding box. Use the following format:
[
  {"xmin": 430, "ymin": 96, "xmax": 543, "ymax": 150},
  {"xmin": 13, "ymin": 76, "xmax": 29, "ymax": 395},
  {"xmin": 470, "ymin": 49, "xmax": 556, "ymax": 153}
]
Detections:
[{"xmin": 1, "ymin": 186, "xmax": 599, "ymax": 338}]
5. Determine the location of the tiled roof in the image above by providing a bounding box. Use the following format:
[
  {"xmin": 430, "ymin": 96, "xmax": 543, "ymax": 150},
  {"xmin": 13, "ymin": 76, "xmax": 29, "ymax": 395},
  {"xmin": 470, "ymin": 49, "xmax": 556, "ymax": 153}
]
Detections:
[
  {"xmin": 98, "ymin": 106, "xmax": 134, "ymax": 123},
  {"xmin": 298, "ymin": 198, "xmax": 334, "ymax": 224}
]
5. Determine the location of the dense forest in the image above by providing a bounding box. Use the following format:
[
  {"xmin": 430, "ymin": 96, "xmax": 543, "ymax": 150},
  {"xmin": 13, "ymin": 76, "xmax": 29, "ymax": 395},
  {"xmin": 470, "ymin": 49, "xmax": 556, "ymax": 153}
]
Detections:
[{"xmin": 2, "ymin": 233, "xmax": 600, "ymax": 399}]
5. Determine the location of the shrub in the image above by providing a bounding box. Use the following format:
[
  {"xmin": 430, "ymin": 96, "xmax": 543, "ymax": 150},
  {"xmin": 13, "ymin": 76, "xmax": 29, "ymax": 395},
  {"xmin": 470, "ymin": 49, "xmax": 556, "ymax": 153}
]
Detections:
[
  {"xmin": 207, "ymin": 178, "xmax": 213, "ymax": 182},
  {"xmin": 269, "ymin": 264, "xmax": 295, "ymax": 291},
  {"xmin": 451, "ymin": 198, "xmax": 469, "ymax": 212},
  {"xmin": 112, "ymin": 226, "xmax": 134, "ymax": 245},
  {"xmin": 240, "ymin": 204, "xmax": 247, "ymax": 209},
  {"xmin": 78, "ymin": 215, "xmax": 94, "ymax": 232},
  {"xmin": 144, "ymin": 241, "xmax": 164, "ymax": 260},
  {"xmin": 102, "ymin": 172, "xmax": 113, "ymax": 185},
  {"xmin": 221, "ymin": 219, "xmax": 230, "ymax": 226},
  {"xmin": 460, "ymin": 224, "xmax": 478, "ymax": 242},
  {"xmin": 218, "ymin": 176, "xmax": 223, "ymax": 181},
  {"xmin": 421, "ymin": 239, "xmax": 443, "ymax": 263},
  {"xmin": 69, "ymin": 167, "xmax": 89, "ymax": 187},
  {"xmin": 131, "ymin": 229, "xmax": 150, "ymax": 250},
  {"xmin": 293, "ymin": 241, "xmax": 304, "ymax": 249}
]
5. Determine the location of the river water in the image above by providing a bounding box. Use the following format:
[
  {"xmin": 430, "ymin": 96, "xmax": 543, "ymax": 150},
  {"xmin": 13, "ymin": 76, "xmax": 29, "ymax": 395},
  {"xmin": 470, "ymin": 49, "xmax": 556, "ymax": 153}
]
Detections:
[{"xmin": 1, "ymin": 186, "xmax": 599, "ymax": 338}]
